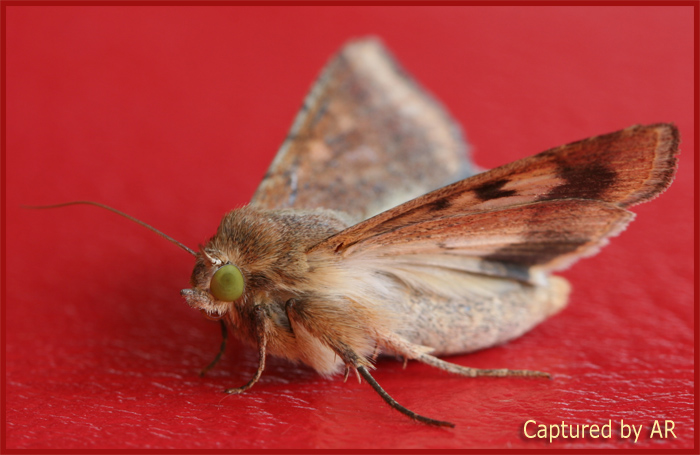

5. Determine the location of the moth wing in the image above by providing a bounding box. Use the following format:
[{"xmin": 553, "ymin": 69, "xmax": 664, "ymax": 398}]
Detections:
[
  {"xmin": 313, "ymin": 124, "xmax": 678, "ymax": 257},
  {"xmin": 309, "ymin": 124, "xmax": 679, "ymax": 280},
  {"xmin": 250, "ymin": 38, "xmax": 474, "ymax": 222}
]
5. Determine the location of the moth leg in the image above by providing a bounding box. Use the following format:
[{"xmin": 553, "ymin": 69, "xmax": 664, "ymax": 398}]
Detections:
[
  {"xmin": 345, "ymin": 349, "xmax": 454, "ymax": 428},
  {"xmin": 356, "ymin": 365, "xmax": 453, "ymax": 427},
  {"xmin": 383, "ymin": 331, "xmax": 550, "ymax": 378},
  {"xmin": 225, "ymin": 306, "xmax": 268, "ymax": 394},
  {"xmin": 200, "ymin": 319, "xmax": 228, "ymax": 377},
  {"xmin": 417, "ymin": 353, "xmax": 551, "ymax": 379}
]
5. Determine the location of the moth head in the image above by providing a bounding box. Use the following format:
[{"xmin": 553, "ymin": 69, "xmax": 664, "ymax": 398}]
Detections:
[
  {"xmin": 180, "ymin": 248, "xmax": 246, "ymax": 318},
  {"xmin": 180, "ymin": 206, "xmax": 349, "ymax": 319}
]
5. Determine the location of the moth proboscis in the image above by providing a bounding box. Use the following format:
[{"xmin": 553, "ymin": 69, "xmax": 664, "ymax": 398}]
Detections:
[{"xmin": 30, "ymin": 38, "xmax": 679, "ymax": 428}]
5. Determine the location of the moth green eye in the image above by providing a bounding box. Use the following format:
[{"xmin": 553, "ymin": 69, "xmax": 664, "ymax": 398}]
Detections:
[{"xmin": 210, "ymin": 264, "xmax": 244, "ymax": 301}]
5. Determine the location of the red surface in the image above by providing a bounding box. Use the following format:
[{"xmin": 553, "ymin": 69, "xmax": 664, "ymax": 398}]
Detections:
[{"xmin": 3, "ymin": 4, "xmax": 695, "ymax": 451}]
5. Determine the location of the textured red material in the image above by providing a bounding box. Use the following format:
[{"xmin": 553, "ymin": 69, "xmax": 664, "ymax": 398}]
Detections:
[{"xmin": 4, "ymin": 4, "xmax": 695, "ymax": 451}]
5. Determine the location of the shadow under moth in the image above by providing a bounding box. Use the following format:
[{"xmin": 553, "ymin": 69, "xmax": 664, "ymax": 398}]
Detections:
[{"xmin": 38, "ymin": 38, "xmax": 679, "ymax": 427}]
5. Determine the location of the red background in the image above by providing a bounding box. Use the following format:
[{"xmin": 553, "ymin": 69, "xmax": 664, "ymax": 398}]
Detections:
[{"xmin": 3, "ymin": 4, "xmax": 696, "ymax": 451}]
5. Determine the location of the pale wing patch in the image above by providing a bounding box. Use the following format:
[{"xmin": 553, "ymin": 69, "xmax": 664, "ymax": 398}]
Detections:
[
  {"xmin": 374, "ymin": 254, "xmax": 538, "ymax": 284},
  {"xmin": 381, "ymin": 263, "xmax": 527, "ymax": 299}
]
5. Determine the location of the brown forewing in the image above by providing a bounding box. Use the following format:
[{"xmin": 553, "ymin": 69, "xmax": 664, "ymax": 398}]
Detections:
[
  {"xmin": 250, "ymin": 38, "xmax": 473, "ymax": 222},
  {"xmin": 314, "ymin": 123, "xmax": 679, "ymax": 255},
  {"xmin": 339, "ymin": 199, "xmax": 634, "ymax": 272}
]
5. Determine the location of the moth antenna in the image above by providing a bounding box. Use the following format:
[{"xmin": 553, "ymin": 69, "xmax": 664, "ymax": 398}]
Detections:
[
  {"xmin": 356, "ymin": 366, "xmax": 455, "ymax": 428},
  {"xmin": 23, "ymin": 201, "xmax": 197, "ymax": 256}
]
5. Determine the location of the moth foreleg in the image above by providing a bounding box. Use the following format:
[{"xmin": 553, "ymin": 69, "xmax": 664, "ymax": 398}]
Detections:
[
  {"xmin": 225, "ymin": 306, "xmax": 268, "ymax": 394},
  {"xmin": 417, "ymin": 353, "xmax": 551, "ymax": 379},
  {"xmin": 200, "ymin": 319, "xmax": 228, "ymax": 377}
]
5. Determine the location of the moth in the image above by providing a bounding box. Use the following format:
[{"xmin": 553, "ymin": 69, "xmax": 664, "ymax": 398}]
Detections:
[{"xmin": 37, "ymin": 38, "xmax": 679, "ymax": 427}]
